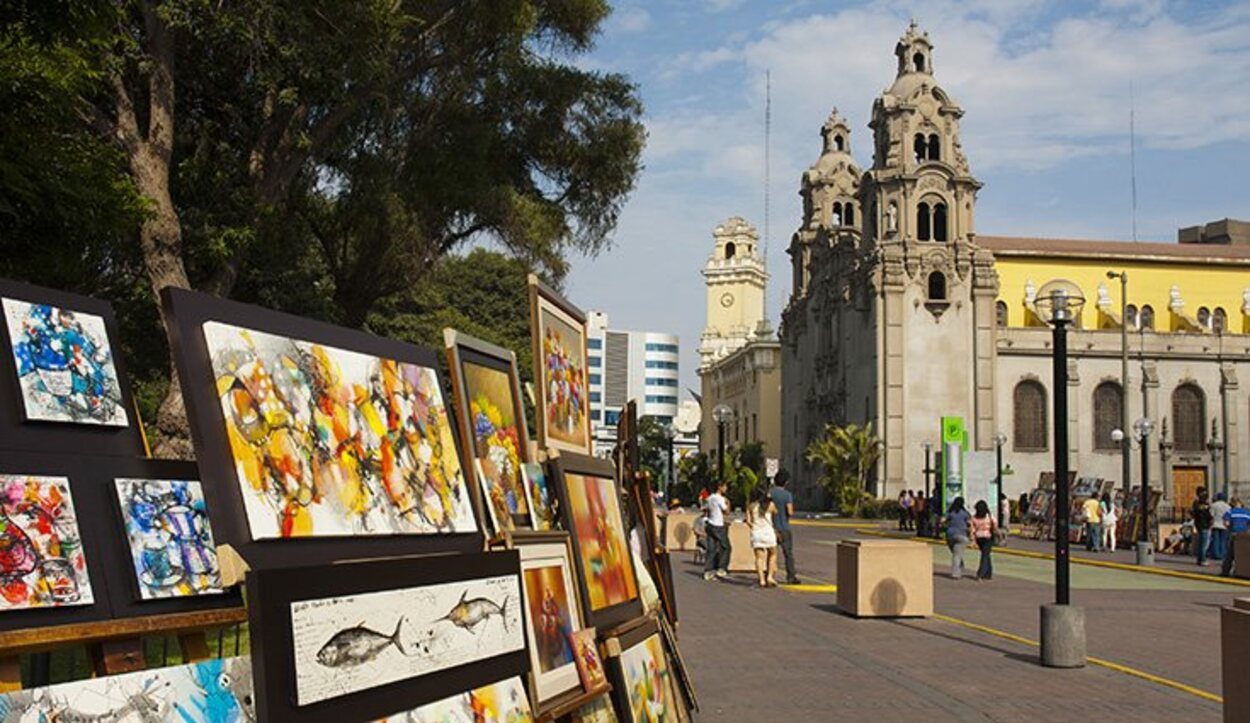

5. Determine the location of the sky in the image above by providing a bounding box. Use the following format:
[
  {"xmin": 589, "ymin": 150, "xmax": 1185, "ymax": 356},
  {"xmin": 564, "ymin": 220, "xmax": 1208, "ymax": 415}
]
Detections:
[{"xmin": 563, "ymin": 0, "xmax": 1250, "ymax": 396}]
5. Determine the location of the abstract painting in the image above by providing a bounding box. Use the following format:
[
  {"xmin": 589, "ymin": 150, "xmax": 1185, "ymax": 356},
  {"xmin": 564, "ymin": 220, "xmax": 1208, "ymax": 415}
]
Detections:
[
  {"xmin": 463, "ymin": 361, "xmax": 529, "ymax": 531},
  {"xmin": 290, "ymin": 574, "xmax": 523, "ymax": 706},
  {"xmin": 0, "ymin": 474, "xmax": 93, "ymax": 610},
  {"xmin": 517, "ymin": 537, "xmax": 583, "ymax": 705},
  {"xmin": 571, "ymin": 696, "xmax": 620, "ymax": 723},
  {"xmin": 524, "ymin": 463, "xmax": 557, "ymax": 532},
  {"xmin": 529, "ymin": 278, "xmax": 591, "ymax": 455},
  {"xmin": 374, "ymin": 676, "xmax": 533, "ymax": 722},
  {"xmin": 2, "ymin": 299, "xmax": 127, "ymax": 426},
  {"xmin": 0, "ymin": 656, "xmax": 254, "ymax": 722},
  {"xmin": 114, "ymin": 478, "xmax": 224, "ymax": 599},
  {"xmin": 565, "ymin": 473, "xmax": 637, "ymax": 611},
  {"xmin": 203, "ymin": 321, "xmax": 476, "ymax": 539},
  {"xmin": 619, "ymin": 634, "xmax": 676, "ymax": 723},
  {"xmin": 571, "ymin": 628, "xmax": 605, "ymax": 692}
]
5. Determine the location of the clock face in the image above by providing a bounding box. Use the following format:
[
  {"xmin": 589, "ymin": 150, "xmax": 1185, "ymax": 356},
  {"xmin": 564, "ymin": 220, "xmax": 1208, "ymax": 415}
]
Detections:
[{"xmin": 720, "ymin": 292, "xmax": 735, "ymax": 308}]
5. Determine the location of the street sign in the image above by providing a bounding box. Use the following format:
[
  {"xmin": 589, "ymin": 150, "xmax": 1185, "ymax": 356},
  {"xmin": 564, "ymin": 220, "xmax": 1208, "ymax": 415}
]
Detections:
[{"xmin": 765, "ymin": 457, "xmax": 779, "ymax": 479}]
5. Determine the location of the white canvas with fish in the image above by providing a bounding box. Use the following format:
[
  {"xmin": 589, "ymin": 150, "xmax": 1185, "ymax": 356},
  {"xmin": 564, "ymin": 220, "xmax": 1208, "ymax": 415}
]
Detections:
[{"xmin": 290, "ymin": 574, "xmax": 523, "ymax": 706}]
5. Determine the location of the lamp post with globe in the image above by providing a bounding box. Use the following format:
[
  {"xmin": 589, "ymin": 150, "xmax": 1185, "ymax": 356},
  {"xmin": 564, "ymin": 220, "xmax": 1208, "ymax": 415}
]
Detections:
[
  {"xmin": 712, "ymin": 404, "xmax": 733, "ymax": 486},
  {"xmin": 1032, "ymin": 279, "xmax": 1086, "ymax": 669}
]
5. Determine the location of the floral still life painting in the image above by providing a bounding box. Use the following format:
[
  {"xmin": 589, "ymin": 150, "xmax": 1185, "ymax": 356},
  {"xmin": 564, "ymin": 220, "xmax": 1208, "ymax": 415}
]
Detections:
[
  {"xmin": 2, "ymin": 299, "xmax": 127, "ymax": 426},
  {"xmin": 538, "ymin": 308, "xmax": 590, "ymax": 452},
  {"xmin": 115, "ymin": 478, "xmax": 224, "ymax": 599},
  {"xmin": 0, "ymin": 474, "xmax": 93, "ymax": 611},
  {"xmin": 464, "ymin": 361, "xmax": 529, "ymax": 529},
  {"xmin": 565, "ymin": 473, "xmax": 637, "ymax": 611},
  {"xmin": 203, "ymin": 321, "xmax": 476, "ymax": 539}
]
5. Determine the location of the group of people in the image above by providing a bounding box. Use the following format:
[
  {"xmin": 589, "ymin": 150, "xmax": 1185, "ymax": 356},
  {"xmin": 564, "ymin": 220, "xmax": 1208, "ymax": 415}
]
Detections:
[
  {"xmin": 941, "ymin": 497, "xmax": 1003, "ymax": 581},
  {"xmin": 896, "ymin": 490, "xmax": 937, "ymax": 536},
  {"xmin": 1078, "ymin": 492, "xmax": 1121, "ymax": 553},
  {"xmin": 1188, "ymin": 487, "xmax": 1248, "ymax": 576},
  {"xmin": 697, "ymin": 471, "xmax": 800, "ymax": 588}
]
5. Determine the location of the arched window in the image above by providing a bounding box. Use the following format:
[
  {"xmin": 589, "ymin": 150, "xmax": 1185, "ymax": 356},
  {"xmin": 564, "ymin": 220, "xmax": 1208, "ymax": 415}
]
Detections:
[
  {"xmin": 927, "ymin": 271, "xmax": 947, "ymax": 301},
  {"xmin": 1013, "ymin": 380, "xmax": 1048, "ymax": 451},
  {"xmin": 1172, "ymin": 384, "xmax": 1205, "ymax": 452},
  {"xmin": 1093, "ymin": 382, "xmax": 1123, "ymax": 451},
  {"xmin": 724, "ymin": 242, "xmax": 736, "ymax": 259},
  {"xmin": 832, "ymin": 202, "xmax": 843, "ymax": 226},
  {"xmin": 927, "ymin": 134, "xmax": 940, "ymax": 161},
  {"xmin": 1126, "ymin": 304, "xmax": 1138, "ymax": 329},
  {"xmin": 1139, "ymin": 305, "xmax": 1155, "ymax": 330},
  {"xmin": 1214, "ymin": 307, "xmax": 1227, "ymax": 333},
  {"xmin": 996, "ymin": 300, "xmax": 1008, "ymax": 328},
  {"xmin": 917, "ymin": 202, "xmax": 931, "ymax": 241},
  {"xmin": 913, "ymin": 52, "xmax": 925, "ymax": 73},
  {"xmin": 1198, "ymin": 307, "xmax": 1211, "ymax": 329},
  {"xmin": 845, "ymin": 202, "xmax": 855, "ymax": 226},
  {"xmin": 834, "ymin": 134, "xmax": 845, "ymax": 152},
  {"xmin": 914, "ymin": 134, "xmax": 927, "ymax": 164},
  {"xmin": 933, "ymin": 203, "xmax": 948, "ymax": 242}
]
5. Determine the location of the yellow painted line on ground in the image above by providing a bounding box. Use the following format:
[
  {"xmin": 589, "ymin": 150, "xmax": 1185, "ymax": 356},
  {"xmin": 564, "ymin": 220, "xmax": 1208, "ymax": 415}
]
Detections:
[
  {"xmin": 793, "ymin": 519, "xmax": 886, "ymax": 529},
  {"xmin": 930, "ymin": 613, "xmax": 1223, "ymax": 704},
  {"xmin": 854, "ymin": 528, "xmax": 1250, "ymax": 588},
  {"xmin": 780, "ymin": 583, "xmax": 838, "ymax": 593}
]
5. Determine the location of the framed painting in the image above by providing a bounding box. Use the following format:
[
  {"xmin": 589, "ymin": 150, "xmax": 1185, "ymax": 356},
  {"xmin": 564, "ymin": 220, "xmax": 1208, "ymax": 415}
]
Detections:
[
  {"xmin": 246, "ymin": 551, "xmax": 529, "ymax": 722},
  {"xmin": 551, "ymin": 453, "xmax": 642, "ymax": 632},
  {"xmin": 506, "ymin": 530, "xmax": 586, "ymax": 711},
  {"xmin": 163, "ymin": 288, "xmax": 483, "ymax": 570},
  {"xmin": 528, "ymin": 276, "xmax": 592, "ymax": 455},
  {"xmin": 608, "ymin": 620, "xmax": 680, "ymax": 723},
  {"xmin": 0, "ymin": 474, "xmax": 93, "ymax": 611},
  {"xmin": 524, "ymin": 461, "xmax": 559, "ymax": 532},
  {"xmin": 113, "ymin": 478, "xmax": 224, "ymax": 600},
  {"xmin": 445, "ymin": 329, "xmax": 532, "ymax": 535},
  {"xmin": 572, "ymin": 627, "xmax": 607, "ymax": 693},
  {"xmin": 0, "ymin": 278, "xmax": 143, "ymax": 457},
  {"xmin": 376, "ymin": 675, "xmax": 534, "ymax": 722},
  {"xmin": 0, "ymin": 656, "xmax": 254, "ymax": 720}
]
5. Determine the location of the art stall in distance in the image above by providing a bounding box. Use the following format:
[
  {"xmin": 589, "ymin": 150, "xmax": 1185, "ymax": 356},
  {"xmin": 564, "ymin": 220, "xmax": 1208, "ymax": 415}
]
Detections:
[
  {"xmin": 0, "ymin": 474, "xmax": 93, "ymax": 610},
  {"xmin": 203, "ymin": 321, "xmax": 477, "ymax": 539},
  {"xmin": 114, "ymin": 478, "xmax": 223, "ymax": 599},
  {"xmin": 2, "ymin": 299, "xmax": 127, "ymax": 427}
]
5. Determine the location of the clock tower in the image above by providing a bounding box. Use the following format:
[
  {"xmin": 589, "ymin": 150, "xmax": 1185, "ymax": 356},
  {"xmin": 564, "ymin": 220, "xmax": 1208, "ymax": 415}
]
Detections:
[{"xmin": 698, "ymin": 216, "xmax": 771, "ymax": 370}]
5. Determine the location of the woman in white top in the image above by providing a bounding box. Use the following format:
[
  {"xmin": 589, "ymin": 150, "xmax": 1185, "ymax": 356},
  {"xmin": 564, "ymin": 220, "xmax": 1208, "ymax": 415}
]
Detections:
[
  {"xmin": 747, "ymin": 490, "xmax": 779, "ymax": 587},
  {"xmin": 1100, "ymin": 492, "xmax": 1119, "ymax": 552}
]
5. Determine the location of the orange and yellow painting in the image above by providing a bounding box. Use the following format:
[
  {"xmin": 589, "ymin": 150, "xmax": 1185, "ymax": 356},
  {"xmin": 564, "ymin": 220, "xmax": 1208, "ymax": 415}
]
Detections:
[
  {"xmin": 565, "ymin": 473, "xmax": 637, "ymax": 610},
  {"xmin": 620, "ymin": 634, "xmax": 675, "ymax": 723},
  {"xmin": 523, "ymin": 565, "xmax": 576, "ymax": 674}
]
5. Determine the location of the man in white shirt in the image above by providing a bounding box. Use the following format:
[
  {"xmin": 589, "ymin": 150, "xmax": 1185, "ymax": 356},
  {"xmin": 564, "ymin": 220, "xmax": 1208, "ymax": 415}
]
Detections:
[
  {"xmin": 1211, "ymin": 492, "xmax": 1232, "ymax": 561},
  {"xmin": 703, "ymin": 482, "xmax": 731, "ymax": 580}
]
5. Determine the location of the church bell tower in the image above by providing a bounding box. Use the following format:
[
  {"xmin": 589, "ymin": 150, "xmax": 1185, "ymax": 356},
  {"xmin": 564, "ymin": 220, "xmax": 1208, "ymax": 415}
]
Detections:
[{"xmin": 699, "ymin": 217, "xmax": 769, "ymax": 370}]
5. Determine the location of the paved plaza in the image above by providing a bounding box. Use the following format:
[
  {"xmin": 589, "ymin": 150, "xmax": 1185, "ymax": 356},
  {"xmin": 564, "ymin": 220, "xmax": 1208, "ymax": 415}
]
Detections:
[{"xmin": 673, "ymin": 521, "xmax": 1242, "ymax": 722}]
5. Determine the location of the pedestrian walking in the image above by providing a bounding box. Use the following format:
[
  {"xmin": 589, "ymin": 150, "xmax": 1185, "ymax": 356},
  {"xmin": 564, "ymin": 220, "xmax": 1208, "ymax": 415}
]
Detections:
[
  {"xmin": 1082, "ymin": 494, "xmax": 1103, "ymax": 552},
  {"xmin": 1192, "ymin": 487, "xmax": 1213, "ymax": 567},
  {"xmin": 998, "ymin": 493, "xmax": 1011, "ymax": 534},
  {"xmin": 915, "ymin": 491, "xmax": 929, "ymax": 537},
  {"xmin": 898, "ymin": 491, "xmax": 911, "ymax": 531},
  {"xmin": 1100, "ymin": 492, "xmax": 1119, "ymax": 553},
  {"xmin": 703, "ymin": 482, "xmax": 731, "ymax": 580},
  {"xmin": 943, "ymin": 497, "xmax": 972, "ymax": 579},
  {"xmin": 1210, "ymin": 492, "xmax": 1231, "ymax": 561},
  {"xmin": 748, "ymin": 489, "xmax": 778, "ymax": 588},
  {"xmin": 1018, "ymin": 492, "xmax": 1031, "ymax": 525},
  {"xmin": 769, "ymin": 469, "xmax": 799, "ymax": 584},
  {"xmin": 971, "ymin": 500, "xmax": 998, "ymax": 581},
  {"xmin": 1222, "ymin": 498, "xmax": 1249, "ymax": 578}
]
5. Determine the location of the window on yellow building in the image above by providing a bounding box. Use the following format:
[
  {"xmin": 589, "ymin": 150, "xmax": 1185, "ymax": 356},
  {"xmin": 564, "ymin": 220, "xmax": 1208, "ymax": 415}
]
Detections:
[
  {"xmin": 995, "ymin": 300, "xmax": 1008, "ymax": 328},
  {"xmin": 1214, "ymin": 307, "xmax": 1227, "ymax": 333},
  {"xmin": 1139, "ymin": 305, "xmax": 1155, "ymax": 330}
]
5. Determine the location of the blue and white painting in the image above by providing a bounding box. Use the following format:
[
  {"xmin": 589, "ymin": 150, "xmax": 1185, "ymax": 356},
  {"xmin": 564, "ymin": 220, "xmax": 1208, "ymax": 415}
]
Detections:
[
  {"xmin": 0, "ymin": 656, "xmax": 254, "ymax": 722},
  {"xmin": 2, "ymin": 298, "xmax": 128, "ymax": 426},
  {"xmin": 115, "ymin": 478, "xmax": 224, "ymax": 600}
]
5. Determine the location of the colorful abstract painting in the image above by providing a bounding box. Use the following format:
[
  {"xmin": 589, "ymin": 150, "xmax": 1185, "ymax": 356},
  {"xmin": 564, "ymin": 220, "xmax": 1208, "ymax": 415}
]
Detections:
[
  {"xmin": 0, "ymin": 656, "xmax": 254, "ymax": 721},
  {"xmin": 290, "ymin": 574, "xmax": 523, "ymax": 706},
  {"xmin": 114, "ymin": 478, "xmax": 224, "ymax": 599},
  {"xmin": 2, "ymin": 299, "xmax": 127, "ymax": 426},
  {"xmin": 523, "ymin": 463, "xmax": 557, "ymax": 532},
  {"xmin": 0, "ymin": 474, "xmax": 92, "ymax": 610},
  {"xmin": 203, "ymin": 321, "xmax": 476, "ymax": 539},
  {"xmin": 565, "ymin": 473, "xmax": 637, "ymax": 611},
  {"xmin": 619, "ymin": 634, "xmax": 676, "ymax": 723},
  {"xmin": 537, "ymin": 305, "xmax": 590, "ymax": 453},
  {"xmin": 375, "ymin": 676, "xmax": 533, "ymax": 722},
  {"xmin": 463, "ymin": 362, "xmax": 529, "ymax": 531},
  {"xmin": 571, "ymin": 695, "xmax": 619, "ymax": 723}
]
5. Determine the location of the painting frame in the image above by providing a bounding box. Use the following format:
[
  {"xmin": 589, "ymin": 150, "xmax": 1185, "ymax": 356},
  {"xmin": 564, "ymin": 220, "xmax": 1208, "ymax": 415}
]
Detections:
[
  {"xmin": 445, "ymin": 329, "xmax": 533, "ymax": 537},
  {"xmin": 111, "ymin": 477, "xmax": 226, "ymax": 601},
  {"xmin": 606, "ymin": 618, "xmax": 683, "ymax": 723},
  {"xmin": 0, "ymin": 278, "xmax": 144, "ymax": 458},
  {"xmin": 528, "ymin": 275, "xmax": 592, "ymax": 455},
  {"xmin": 551, "ymin": 452, "xmax": 643, "ymax": 633},
  {"xmin": 246, "ymin": 550, "xmax": 529, "ymax": 722},
  {"xmin": 162, "ymin": 287, "xmax": 484, "ymax": 571},
  {"xmin": 505, "ymin": 529, "xmax": 588, "ymax": 713}
]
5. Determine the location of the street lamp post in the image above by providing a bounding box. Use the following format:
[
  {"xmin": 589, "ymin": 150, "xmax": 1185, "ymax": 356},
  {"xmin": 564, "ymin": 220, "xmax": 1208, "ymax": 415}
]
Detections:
[
  {"xmin": 712, "ymin": 404, "xmax": 733, "ymax": 487},
  {"xmin": 1118, "ymin": 418, "xmax": 1156, "ymax": 566},
  {"xmin": 994, "ymin": 433, "xmax": 1007, "ymax": 529},
  {"xmin": 1033, "ymin": 279, "xmax": 1087, "ymax": 669},
  {"xmin": 1107, "ymin": 271, "xmax": 1131, "ymax": 499},
  {"xmin": 663, "ymin": 422, "xmax": 678, "ymax": 501},
  {"xmin": 1207, "ymin": 420, "xmax": 1224, "ymax": 498},
  {"xmin": 922, "ymin": 443, "xmax": 936, "ymax": 537}
]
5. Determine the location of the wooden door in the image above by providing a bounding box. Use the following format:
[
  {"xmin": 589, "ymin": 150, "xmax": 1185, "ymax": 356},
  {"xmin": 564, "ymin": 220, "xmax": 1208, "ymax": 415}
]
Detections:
[{"xmin": 1171, "ymin": 466, "xmax": 1208, "ymax": 519}]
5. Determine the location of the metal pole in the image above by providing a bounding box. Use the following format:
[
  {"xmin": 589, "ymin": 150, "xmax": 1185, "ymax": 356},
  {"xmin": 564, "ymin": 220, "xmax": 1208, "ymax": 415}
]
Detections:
[
  {"xmin": 1139, "ymin": 435, "xmax": 1150, "ymax": 544},
  {"xmin": 923, "ymin": 446, "xmax": 932, "ymax": 500},
  {"xmin": 716, "ymin": 421, "xmax": 725, "ymax": 486},
  {"xmin": 667, "ymin": 436, "xmax": 675, "ymax": 500},
  {"xmin": 1119, "ymin": 273, "xmax": 1131, "ymax": 498},
  {"xmin": 996, "ymin": 441, "xmax": 1005, "ymax": 528},
  {"xmin": 1053, "ymin": 318, "xmax": 1071, "ymax": 606}
]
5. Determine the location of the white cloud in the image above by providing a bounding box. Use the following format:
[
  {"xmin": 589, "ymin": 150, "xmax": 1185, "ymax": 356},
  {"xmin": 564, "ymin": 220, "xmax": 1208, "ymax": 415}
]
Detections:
[
  {"xmin": 613, "ymin": 6, "xmax": 652, "ymax": 34},
  {"xmin": 703, "ymin": 0, "xmax": 746, "ymax": 13}
]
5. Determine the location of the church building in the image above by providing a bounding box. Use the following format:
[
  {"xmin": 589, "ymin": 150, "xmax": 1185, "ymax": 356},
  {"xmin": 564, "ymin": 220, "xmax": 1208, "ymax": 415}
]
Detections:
[{"xmin": 778, "ymin": 22, "xmax": 1250, "ymax": 514}]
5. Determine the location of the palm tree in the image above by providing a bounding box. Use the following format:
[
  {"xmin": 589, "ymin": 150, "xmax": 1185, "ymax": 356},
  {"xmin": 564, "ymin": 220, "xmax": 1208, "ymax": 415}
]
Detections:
[{"xmin": 805, "ymin": 423, "xmax": 883, "ymax": 517}]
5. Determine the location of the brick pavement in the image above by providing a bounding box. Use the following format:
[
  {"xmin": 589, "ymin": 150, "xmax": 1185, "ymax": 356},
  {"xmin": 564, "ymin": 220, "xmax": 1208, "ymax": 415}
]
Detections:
[{"xmin": 673, "ymin": 523, "xmax": 1228, "ymax": 722}]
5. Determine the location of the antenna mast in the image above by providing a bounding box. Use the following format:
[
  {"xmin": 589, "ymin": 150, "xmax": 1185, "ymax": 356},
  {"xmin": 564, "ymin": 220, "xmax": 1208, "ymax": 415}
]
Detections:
[
  {"xmin": 1130, "ymin": 82, "xmax": 1138, "ymax": 242},
  {"xmin": 763, "ymin": 69, "xmax": 771, "ymax": 318}
]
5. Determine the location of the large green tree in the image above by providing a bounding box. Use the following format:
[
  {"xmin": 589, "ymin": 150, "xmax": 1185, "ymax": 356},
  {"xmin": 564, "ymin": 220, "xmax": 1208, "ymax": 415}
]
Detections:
[{"xmin": 0, "ymin": 0, "xmax": 643, "ymax": 457}]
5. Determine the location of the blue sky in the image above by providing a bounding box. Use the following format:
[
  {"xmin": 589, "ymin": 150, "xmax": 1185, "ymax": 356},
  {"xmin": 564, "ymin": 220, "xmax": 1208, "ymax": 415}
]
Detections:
[{"xmin": 563, "ymin": 0, "xmax": 1250, "ymax": 395}]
